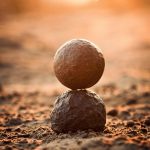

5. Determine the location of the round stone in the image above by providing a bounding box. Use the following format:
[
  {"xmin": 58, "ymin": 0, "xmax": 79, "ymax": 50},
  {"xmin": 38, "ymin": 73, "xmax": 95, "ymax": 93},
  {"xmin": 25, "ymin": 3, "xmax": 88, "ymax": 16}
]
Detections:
[
  {"xmin": 54, "ymin": 39, "xmax": 105, "ymax": 89},
  {"xmin": 50, "ymin": 90, "xmax": 106, "ymax": 133}
]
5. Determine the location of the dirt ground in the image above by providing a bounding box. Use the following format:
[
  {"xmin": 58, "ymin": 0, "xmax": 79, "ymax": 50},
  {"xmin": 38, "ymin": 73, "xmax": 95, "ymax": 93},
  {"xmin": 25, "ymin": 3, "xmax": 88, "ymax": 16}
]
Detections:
[
  {"xmin": 0, "ymin": 83, "xmax": 150, "ymax": 150},
  {"xmin": 0, "ymin": 2, "xmax": 150, "ymax": 150}
]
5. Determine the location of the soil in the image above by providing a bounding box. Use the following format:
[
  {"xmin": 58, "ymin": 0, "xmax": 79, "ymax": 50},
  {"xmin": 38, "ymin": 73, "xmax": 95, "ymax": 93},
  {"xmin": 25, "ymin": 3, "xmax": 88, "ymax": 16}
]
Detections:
[
  {"xmin": 0, "ymin": 84, "xmax": 150, "ymax": 150},
  {"xmin": 0, "ymin": 2, "xmax": 150, "ymax": 150}
]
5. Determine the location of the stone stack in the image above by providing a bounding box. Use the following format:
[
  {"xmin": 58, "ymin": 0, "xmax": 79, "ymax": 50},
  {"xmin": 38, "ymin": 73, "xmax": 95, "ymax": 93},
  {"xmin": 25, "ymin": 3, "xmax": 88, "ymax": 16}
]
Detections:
[{"xmin": 50, "ymin": 39, "xmax": 106, "ymax": 133}]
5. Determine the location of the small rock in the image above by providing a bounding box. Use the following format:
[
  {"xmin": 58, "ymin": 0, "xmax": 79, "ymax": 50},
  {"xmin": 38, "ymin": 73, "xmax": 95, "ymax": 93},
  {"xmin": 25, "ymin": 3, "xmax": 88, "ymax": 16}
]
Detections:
[
  {"xmin": 107, "ymin": 109, "xmax": 118, "ymax": 117},
  {"xmin": 126, "ymin": 99, "xmax": 137, "ymax": 105},
  {"xmin": 18, "ymin": 134, "xmax": 30, "ymax": 138},
  {"xmin": 126, "ymin": 121, "xmax": 135, "ymax": 127},
  {"xmin": 5, "ymin": 128, "xmax": 12, "ymax": 132},
  {"xmin": 120, "ymin": 111, "xmax": 131, "ymax": 119},
  {"xmin": 14, "ymin": 128, "xmax": 21, "ymax": 132},
  {"xmin": 144, "ymin": 118, "xmax": 150, "ymax": 126},
  {"xmin": 140, "ymin": 128, "xmax": 147, "ymax": 134},
  {"xmin": 5, "ymin": 118, "xmax": 23, "ymax": 126}
]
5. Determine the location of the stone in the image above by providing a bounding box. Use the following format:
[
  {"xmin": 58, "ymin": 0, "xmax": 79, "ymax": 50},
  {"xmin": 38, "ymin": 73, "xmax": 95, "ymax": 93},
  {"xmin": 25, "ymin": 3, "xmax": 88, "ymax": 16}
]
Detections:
[
  {"xmin": 50, "ymin": 90, "xmax": 106, "ymax": 133},
  {"xmin": 144, "ymin": 118, "xmax": 150, "ymax": 126},
  {"xmin": 126, "ymin": 121, "xmax": 135, "ymax": 127},
  {"xmin": 54, "ymin": 39, "xmax": 105, "ymax": 89},
  {"xmin": 107, "ymin": 109, "xmax": 118, "ymax": 117}
]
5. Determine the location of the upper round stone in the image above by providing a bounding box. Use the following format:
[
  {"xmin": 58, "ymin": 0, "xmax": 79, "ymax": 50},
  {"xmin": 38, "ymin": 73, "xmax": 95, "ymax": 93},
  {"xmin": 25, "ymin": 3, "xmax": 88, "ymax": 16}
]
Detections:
[{"xmin": 53, "ymin": 39, "xmax": 105, "ymax": 89}]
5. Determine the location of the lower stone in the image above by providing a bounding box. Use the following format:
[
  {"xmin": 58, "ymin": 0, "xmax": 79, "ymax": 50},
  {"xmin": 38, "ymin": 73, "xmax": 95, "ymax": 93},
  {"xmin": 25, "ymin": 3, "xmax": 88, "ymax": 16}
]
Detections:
[{"xmin": 50, "ymin": 90, "xmax": 106, "ymax": 133}]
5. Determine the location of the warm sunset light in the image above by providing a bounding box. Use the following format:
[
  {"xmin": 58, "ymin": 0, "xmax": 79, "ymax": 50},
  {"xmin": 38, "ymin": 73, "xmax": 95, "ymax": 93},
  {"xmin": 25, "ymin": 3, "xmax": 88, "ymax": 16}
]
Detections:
[
  {"xmin": 0, "ymin": 0, "xmax": 149, "ymax": 149},
  {"xmin": 40, "ymin": 0, "xmax": 100, "ymax": 7},
  {"xmin": 62, "ymin": 0, "xmax": 92, "ymax": 5},
  {"xmin": 44, "ymin": 0, "xmax": 94, "ymax": 5}
]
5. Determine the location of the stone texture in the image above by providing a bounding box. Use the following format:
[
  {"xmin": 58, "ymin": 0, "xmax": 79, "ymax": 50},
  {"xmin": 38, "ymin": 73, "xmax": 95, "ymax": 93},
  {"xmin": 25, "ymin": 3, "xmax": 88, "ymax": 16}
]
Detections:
[
  {"xmin": 54, "ymin": 39, "xmax": 105, "ymax": 89},
  {"xmin": 50, "ymin": 90, "xmax": 106, "ymax": 133}
]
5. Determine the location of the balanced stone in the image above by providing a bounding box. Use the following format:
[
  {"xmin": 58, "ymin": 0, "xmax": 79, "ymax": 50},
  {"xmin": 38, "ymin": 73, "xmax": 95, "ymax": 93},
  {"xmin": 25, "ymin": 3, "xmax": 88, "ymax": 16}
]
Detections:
[
  {"xmin": 54, "ymin": 39, "xmax": 105, "ymax": 90},
  {"xmin": 50, "ymin": 90, "xmax": 106, "ymax": 133}
]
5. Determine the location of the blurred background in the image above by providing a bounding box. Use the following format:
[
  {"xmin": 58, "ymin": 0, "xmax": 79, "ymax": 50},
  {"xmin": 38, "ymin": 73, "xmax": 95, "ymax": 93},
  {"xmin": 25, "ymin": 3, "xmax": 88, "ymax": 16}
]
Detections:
[{"xmin": 0, "ymin": 0, "xmax": 150, "ymax": 92}]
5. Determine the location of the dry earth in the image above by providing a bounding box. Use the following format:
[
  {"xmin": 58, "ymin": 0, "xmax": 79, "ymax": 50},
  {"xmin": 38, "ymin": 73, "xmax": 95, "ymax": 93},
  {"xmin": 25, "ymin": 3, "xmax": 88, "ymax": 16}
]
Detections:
[{"xmin": 0, "ymin": 4, "xmax": 150, "ymax": 150}]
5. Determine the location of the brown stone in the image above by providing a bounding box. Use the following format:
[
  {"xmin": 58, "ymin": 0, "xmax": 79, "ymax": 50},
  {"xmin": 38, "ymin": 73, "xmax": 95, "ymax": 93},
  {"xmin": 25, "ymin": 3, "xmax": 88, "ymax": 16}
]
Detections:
[
  {"xmin": 126, "ymin": 121, "xmax": 135, "ymax": 127},
  {"xmin": 54, "ymin": 39, "xmax": 105, "ymax": 89},
  {"xmin": 107, "ymin": 109, "xmax": 118, "ymax": 116},
  {"xmin": 50, "ymin": 90, "xmax": 106, "ymax": 133}
]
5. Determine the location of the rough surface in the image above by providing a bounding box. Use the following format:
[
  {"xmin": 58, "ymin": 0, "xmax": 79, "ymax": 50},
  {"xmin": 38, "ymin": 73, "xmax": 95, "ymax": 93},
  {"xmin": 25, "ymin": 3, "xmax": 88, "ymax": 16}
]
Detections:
[
  {"xmin": 54, "ymin": 39, "xmax": 105, "ymax": 89},
  {"xmin": 50, "ymin": 90, "xmax": 106, "ymax": 133}
]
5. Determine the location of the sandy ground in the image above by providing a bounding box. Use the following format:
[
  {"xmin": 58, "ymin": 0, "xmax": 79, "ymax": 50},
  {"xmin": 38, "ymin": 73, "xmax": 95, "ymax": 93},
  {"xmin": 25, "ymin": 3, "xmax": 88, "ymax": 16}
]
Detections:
[
  {"xmin": 0, "ymin": 5, "xmax": 150, "ymax": 150},
  {"xmin": 0, "ymin": 84, "xmax": 150, "ymax": 150}
]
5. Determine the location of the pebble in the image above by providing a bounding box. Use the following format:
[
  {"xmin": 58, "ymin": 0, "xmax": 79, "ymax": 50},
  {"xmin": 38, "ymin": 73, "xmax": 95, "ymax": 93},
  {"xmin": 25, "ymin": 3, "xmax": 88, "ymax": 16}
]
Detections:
[
  {"xmin": 5, "ymin": 118, "xmax": 23, "ymax": 126},
  {"xmin": 107, "ymin": 109, "xmax": 118, "ymax": 117},
  {"xmin": 126, "ymin": 99, "xmax": 137, "ymax": 105},
  {"xmin": 126, "ymin": 121, "xmax": 135, "ymax": 127},
  {"xmin": 144, "ymin": 118, "xmax": 150, "ymax": 126},
  {"xmin": 120, "ymin": 111, "xmax": 131, "ymax": 119},
  {"xmin": 140, "ymin": 128, "xmax": 147, "ymax": 134}
]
